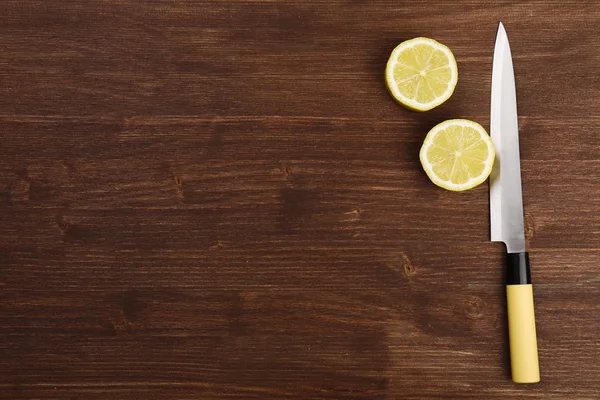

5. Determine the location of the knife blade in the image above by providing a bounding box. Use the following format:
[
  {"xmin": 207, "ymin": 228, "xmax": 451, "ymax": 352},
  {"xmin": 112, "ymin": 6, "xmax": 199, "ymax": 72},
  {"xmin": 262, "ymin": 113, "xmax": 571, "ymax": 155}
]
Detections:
[{"xmin": 490, "ymin": 22, "xmax": 540, "ymax": 384}]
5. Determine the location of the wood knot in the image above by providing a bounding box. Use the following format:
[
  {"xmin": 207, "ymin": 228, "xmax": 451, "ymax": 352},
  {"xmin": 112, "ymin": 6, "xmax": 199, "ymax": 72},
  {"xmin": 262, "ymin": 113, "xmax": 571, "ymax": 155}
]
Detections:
[
  {"xmin": 280, "ymin": 162, "xmax": 293, "ymax": 178},
  {"xmin": 172, "ymin": 170, "xmax": 183, "ymax": 190},
  {"xmin": 174, "ymin": 175, "xmax": 183, "ymax": 188},
  {"xmin": 402, "ymin": 253, "xmax": 415, "ymax": 276},
  {"xmin": 524, "ymin": 212, "xmax": 535, "ymax": 241},
  {"xmin": 57, "ymin": 216, "xmax": 69, "ymax": 232},
  {"xmin": 464, "ymin": 295, "xmax": 485, "ymax": 319}
]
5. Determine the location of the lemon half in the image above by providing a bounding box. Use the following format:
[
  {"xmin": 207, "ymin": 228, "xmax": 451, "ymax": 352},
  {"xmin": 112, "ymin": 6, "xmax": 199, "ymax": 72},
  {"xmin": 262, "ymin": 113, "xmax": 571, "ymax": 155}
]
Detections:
[
  {"xmin": 385, "ymin": 37, "xmax": 458, "ymax": 111},
  {"xmin": 420, "ymin": 119, "xmax": 495, "ymax": 191}
]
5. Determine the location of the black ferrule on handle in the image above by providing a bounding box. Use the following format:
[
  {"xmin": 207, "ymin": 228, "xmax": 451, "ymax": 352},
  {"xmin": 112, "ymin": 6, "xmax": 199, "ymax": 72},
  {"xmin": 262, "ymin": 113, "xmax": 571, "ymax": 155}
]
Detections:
[{"xmin": 506, "ymin": 252, "xmax": 531, "ymax": 285}]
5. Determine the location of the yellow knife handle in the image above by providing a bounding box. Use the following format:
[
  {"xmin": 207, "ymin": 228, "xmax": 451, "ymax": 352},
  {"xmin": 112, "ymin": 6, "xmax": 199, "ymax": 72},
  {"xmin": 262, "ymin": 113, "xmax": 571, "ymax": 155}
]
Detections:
[{"xmin": 506, "ymin": 252, "xmax": 540, "ymax": 383}]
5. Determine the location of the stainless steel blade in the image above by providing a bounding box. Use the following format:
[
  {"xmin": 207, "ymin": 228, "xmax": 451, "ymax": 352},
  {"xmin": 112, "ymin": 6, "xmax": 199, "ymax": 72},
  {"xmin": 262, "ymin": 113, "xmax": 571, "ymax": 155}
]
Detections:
[{"xmin": 490, "ymin": 22, "xmax": 526, "ymax": 253}]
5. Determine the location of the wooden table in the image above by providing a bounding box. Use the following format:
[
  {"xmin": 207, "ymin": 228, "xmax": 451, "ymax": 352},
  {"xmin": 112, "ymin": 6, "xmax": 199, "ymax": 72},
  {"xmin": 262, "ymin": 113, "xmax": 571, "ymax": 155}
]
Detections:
[{"xmin": 1, "ymin": 1, "xmax": 599, "ymax": 399}]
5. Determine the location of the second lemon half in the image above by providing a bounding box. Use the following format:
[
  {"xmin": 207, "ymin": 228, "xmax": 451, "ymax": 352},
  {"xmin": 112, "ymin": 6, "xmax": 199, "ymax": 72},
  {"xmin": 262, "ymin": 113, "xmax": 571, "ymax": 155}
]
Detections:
[
  {"xmin": 420, "ymin": 119, "xmax": 495, "ymax": 191},
  {"xmin": 385, "ymin": 38, "xmax": 458, "ymax": 111}
]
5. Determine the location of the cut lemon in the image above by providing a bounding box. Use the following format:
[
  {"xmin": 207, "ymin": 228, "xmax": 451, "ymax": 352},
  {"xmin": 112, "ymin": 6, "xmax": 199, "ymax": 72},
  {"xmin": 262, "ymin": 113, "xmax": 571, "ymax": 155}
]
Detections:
[
  {"xmin": 385, "ymin": 38, "xmax": 458, "ymax": 111},
  {"xmin": 420, "ymin": 119, "xmax": 495, "ymax": 191}
]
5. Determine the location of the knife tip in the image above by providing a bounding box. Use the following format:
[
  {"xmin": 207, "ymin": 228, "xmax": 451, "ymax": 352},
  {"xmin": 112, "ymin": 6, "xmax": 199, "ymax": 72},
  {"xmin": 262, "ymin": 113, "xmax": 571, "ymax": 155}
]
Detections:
[{"xmin": 496, "ymin": 21, "xmax": 508, "ymax": 41}]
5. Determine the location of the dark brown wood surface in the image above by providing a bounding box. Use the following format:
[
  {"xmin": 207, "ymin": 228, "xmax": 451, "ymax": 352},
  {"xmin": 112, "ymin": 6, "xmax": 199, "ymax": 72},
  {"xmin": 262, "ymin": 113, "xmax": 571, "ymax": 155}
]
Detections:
[{"xmin": 1, "ymin": 1, "xmax": 599, "ymax": 399}]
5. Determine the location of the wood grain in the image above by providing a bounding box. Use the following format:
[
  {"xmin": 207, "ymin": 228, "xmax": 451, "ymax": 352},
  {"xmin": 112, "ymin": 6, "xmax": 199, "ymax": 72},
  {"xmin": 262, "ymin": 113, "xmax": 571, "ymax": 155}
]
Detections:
[{"xmin": 1, "ymin": 1, "xmax": 599, "ymax": 399}]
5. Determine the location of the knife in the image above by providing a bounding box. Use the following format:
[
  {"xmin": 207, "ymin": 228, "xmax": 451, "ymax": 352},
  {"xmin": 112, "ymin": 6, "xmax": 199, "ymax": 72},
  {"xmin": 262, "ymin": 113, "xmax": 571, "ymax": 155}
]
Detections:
[{"xmin": 490, "ymin": 22, "xmax": 540, "ymax": 384}]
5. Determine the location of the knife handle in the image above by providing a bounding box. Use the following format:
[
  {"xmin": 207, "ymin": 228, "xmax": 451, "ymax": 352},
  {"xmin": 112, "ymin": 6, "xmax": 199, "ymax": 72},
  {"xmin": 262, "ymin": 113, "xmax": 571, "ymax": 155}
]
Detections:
[{"xmin": 506, "ymin": 252, "xmax": 540, "ymax": 383}]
